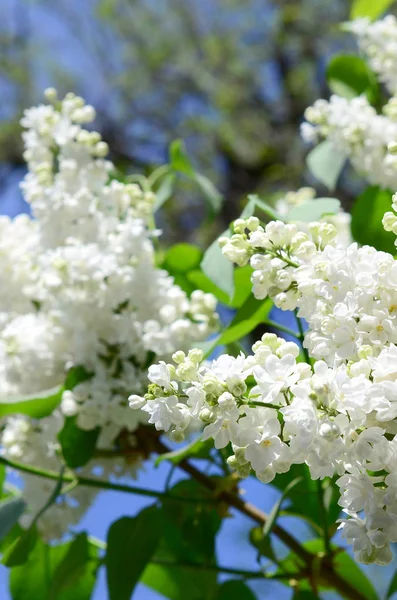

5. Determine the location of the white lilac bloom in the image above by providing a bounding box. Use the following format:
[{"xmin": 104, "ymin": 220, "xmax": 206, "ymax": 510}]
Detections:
[
  {"xmin": 132, "ymin": 177, "xmax": 397, "ymax": 565},
  {"xmin": 0, "ymin": 90, "xmax": 218, "ymax": 537}
]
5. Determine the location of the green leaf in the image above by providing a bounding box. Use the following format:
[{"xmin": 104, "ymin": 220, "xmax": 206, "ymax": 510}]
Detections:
[
  {"xmin": 263, "ymin": 476, "xmax": 303, "ymax": 538},
  {"xmin": 106, "ymin": 506, "xmax": 162, "ymax": 600},
  {"xmin": 0, "ymin": 465, "xmax": 7, "ymax": 497},
  {"xmin": 333, "ymin": 549, "xmax": 379, "ymax": 600},
  {"xmin": 187, "ymin": 264, "xmax": 252, "ymax": 309},
  {"xmin": 142, "ymin": 480, "xmax": 221, "ymax": 600},
  {"xmin": 386, "ymin": 570, "xmax": 397, "ymax": 598},
  {"xmin": 194, "ymin": 173, "xmax": 223, "ymax": 214},
  {"xmin": 0, "ymin": 499, "xmax": 26, "ymax": 542},
  {"xmin": 163, "ymin": 243, "xmax": 203, "ymax": 274},
  {"xmin": 4, "ymin": 468, "xmax": 65, "ymax": 567},
  {"xmin": 0, "ymin": 385, "xmax": 63, "ymax": 419},
  {"xmin": 58, "ymin": 417, "xmax": 100, "ymax": 469},
  {"xmin": 9, "ymin": 537, "xmax": 99, "ymax": 600},
  {"xmin": 48, "ymin": 533, "xmax": 98, "ymax": 600},
  {"xmin": 244, "ymin": 194, "xmax": 282, "ymax": 221},
  {"xmin": 204, "ymin": 296, "xmax": 272, "ymax": 356},
  {"xmin": 306, "ymin": 141, "xmax": 345, "ymax": 191},
  {"xmin": 350, "ymin": 0, "xmax": 396, "ymax": 20},
  {"xmin": 249, "ymin": 527, "xmax": 276, "ymax": 562},
  {"xmin": 278, "ymin": 539, "xmax": 378, "ymax": 600},
  {"xmin": 271, "ymin": 466, "xmax": 340, "ymax": 534},
  {"xmin": 3, "ymin": 526, "xmax": 38, "ymax": 568},
  {"xmin": 169, "ymin": 139, "xmax": 195, "ymax": 176},
  {"xmin": 327, "ymin": 54, "xmax": 379, "ymax": 102},
  {"xmin": 351, "ymin": 186, "xmax": 396, "ymax": 254},
  {"xmin": 287, "ymin": 198, "xmax": 341, "ymax": 223},
  {"xmin": 155, "ymin": 437, "xmax": 213, "ymax": 466},
  {"xmin": 201, "ymin": 230, "xmax": 235, "ymax": 297},
  {"xmin": 64, "ymin": 365, "xmax": 93, "ymax": 391},
  {"xmin": 216, "ymin": 580, "xmax": 256, "ymax": 600},
  {"xmin": 154, "ymin": 173, "xmax": 176, "ymax": 211}
]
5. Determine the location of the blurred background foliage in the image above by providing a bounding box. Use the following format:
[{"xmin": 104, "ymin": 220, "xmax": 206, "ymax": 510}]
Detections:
[{"xmin": 0, "ymin": 0, "xmax": 371, "ymax": 243}]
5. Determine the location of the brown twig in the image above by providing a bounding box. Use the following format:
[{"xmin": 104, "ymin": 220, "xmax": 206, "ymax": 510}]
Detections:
[{"xmin": 154, "ymin": 438, "xmax": 368, "ymax": 600}]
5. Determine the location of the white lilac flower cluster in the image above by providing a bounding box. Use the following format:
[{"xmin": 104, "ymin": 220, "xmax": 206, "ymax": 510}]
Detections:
[
  {"xmin": 131, "ymin": 208, "xmax": 397, "ymax": 565},
  {"xmin": 301, "ymin": 95, "xmax": 397, "ymax": 189},
  {"xmin": 0, "ymin": 89, "xmax": 217, "ymax": 537},
  {"xmin": 348, "ymin": 15, "xmax": 397, "ymax": 95},
  {"xmin": 300, "ymin": 15, "xmax": 397, "ymax": 189}
]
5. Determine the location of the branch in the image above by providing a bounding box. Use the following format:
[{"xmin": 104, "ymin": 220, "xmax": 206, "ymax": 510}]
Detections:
[
  {"xmin": 154, "ymin": 439, "xmax": 368, "ymax": 600},
  {"xmin": 0, "ymin": 456, "xmax": 209, "ymax": 505}
]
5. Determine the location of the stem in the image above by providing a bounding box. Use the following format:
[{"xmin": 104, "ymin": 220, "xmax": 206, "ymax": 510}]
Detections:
[
  {"xmin": 154, "ymin": 439, "xmax": 368, "ymax": 600},
  {"xmin": 294, "ymin": 310, "xmax": 311, "ymax": 364},
  {"xmin": 248, "ymin": 400, "xmax": 283, "ymax": 410},
  {"xmin": 0, "ymin": 456, "xmax": 209, "ymax": 505},
  {"xmin": 147, "ymin": 164, "xmax": 171, "ymax": 187},
  {"xmin": 150, "ymin": 558, "xmax": 266, "ymax": 579},
  {"xmin": 317, "ymin": 480, "xmax": 332, "ymax": 557}
]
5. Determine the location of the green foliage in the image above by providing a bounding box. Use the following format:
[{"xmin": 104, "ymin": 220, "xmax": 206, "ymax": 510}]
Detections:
[
  {"xmin": 287, "ymin": 198, "xmax": 341, "ymax": 223},
  {"xmin": 204, "ymin": 296, "xmax": 273, "ymax": 356},
  {"xmin": 9, "ymin": 536, "xmax": 99, "ymax": 600},
  {"xmin": 2, "ymin": 527, "xmax": 38, "ymax": 568},
  {"xmin": 241, "ymin": 194, "xmax": 282, "ymax": 221},
  {"xmin": 306, "ymin": 141, "xmax": 345, "ymax": 191},
  {"xmin": 326, "ymin": 54, "xmax": 379, "ymax": 102},
  {"xmin": 262, "ymin": 476, "xmax": 303, "ymax": 539},
  {"xmin": 169, "ymin": 140, "xmax": 195, "ymax": 176},
  {"xmin": 0, "ymin": 385, "xmax": 63, "ymax": 419},
  {"xmin": 163, "ymin": 244, "xmax": 203, "ymax": 273},
  {"xmin": 332, "ymin": 549, "xmax": 379, "ymax": 600},
  {"xmin": 271, "ymin": 465, "xmax": 341, "ymax": 534},
  {"xmin": 3, "ymin": 469, "xmax": 65, "ymax": 568},
  {"xmin": 278, "ymin": 539, "xmax": 379, "ymax": 599},
  {"xmin": 350, "ymin": 0, "xmax": 396, "ymax": 20},
  {"xmin": 155, "ymin": 437, "xmax": 213, "ymax": 466},
  {"xmin": 201, "ymin": 230, "xmax": 235, "ymax": 297},
  {"xmin": 0, "ymin": 499, "xmax": 26, "ymax": 543},
  {"xmin": 249, "ymin": 527, "xmax": 276, "ymax": 562},
  {"xmin": 187, "ymin": 264, "xmax": 253, "ymax": 309},
  {"xmin": 154, "ymin": 173, "xmax": 176, "ymax": 211},
  {"xmin": 216, "ymin": 580, "xmax": 256, "ymax": 600},
  {"xmin": 106, "ymin": 506, "xmax": 162, "ymax": 600},
  {"xmin": 48, "ymin": 534, "xmax": 97, "ymax": 600},
  {"xmin": 64, "ymin": 366, "xmax": 93, "ymax": 391},
  {"xmin": 386, "ymin": 570, "xmax": 397, "ymax": 598},
  {"xmin": 351, "ymin": 186, "xmax": 396, "ymax": 254},
  {"xmin": 169, "ymin": 139, "xmax": 223, "ymax": 214},
  {"xmin": 58, "ymin": 417, "xmax": 100, "ymax": 469},
  {"xmin": 142, "ymin": 480, "xmax": 221, "ymax": 600}
]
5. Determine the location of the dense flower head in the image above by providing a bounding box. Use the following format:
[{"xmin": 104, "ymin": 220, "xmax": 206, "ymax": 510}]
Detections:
[
  {"xmin": 131, "ymin": 332, "xmax": 397, "ymax": 565},
  {"xmin": 302, "ymin": 95, "xmax": 397, "ymax": 189},
  {"xmin": 134, "ymin": 180, "xmax": 397, "ymax": 566},
  {"xmin": 0, "ymin": 89, "xmax": 218, "ymax": 537},
  {"xmin": 348, "ymin": 16, "xmax": 397, "ymax": 94}
]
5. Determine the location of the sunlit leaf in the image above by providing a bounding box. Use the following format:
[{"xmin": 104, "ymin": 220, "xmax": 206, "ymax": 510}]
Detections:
[
  {"xmin": 351, "ymin": 186, "xmax": 396, "ymax": 254},
  {"xmin": 350, "ymin": 0, "xmax": 396, "ymax": 20},
  {"xmin": 306, "ymin": 141, "xmax": 345, "ymax": 191},
  {"xmin": 0, "ymin": 385, "xmax": 63, "ymax": 419},
  {"xmin": 106, "ymin": 506, "xmax": 162, "ymax": 600}
]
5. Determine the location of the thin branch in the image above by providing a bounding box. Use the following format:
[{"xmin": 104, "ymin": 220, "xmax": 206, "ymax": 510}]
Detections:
[
  {"xmin": 0, "ymin": 456, "xmax": 209, "ymax": 505},
  {"xmin": 154, "ymin": 439, "xmax": 369, "ymax": 600}
]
